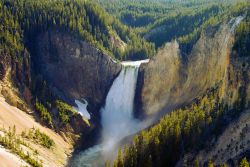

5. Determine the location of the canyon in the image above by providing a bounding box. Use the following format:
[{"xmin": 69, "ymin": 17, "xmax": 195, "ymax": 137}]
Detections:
[{"xmin": 0, "ymin": 0, "xmax": 249, "ymax": 166}]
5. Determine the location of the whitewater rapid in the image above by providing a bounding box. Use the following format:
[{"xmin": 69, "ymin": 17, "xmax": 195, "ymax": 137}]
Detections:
[{"xmin": 71, "ymin": 59, "xmax": 149, "ymax": 167}]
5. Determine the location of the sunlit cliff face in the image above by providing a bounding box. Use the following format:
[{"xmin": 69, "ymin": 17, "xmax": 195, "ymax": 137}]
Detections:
[{"xmin": 138, "ymin": 16, "xmax": 244, "ymax": 117}]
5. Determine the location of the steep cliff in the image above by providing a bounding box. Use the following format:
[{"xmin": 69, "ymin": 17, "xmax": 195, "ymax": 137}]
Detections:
[
  {"xmin": 29, "ymin": 29, "xmax": 122, "ymax": 149},
  {"xmin": 0, "ymin": 28, "xmax": 122, "ymax": 165},
  {"xmin": 35, "ymin": 29, "xmax": 121, "ymax": 114},
  {"xmin": 135, "ymin": 19, "xmax": 245, "ymax": 118},
  {"xmin": 193, "ymin": 108, "xmax": 250, "ymax": 166},
  {"xmin": 188, "ymin": 55, "xmax": 250, "ymax": 166}
]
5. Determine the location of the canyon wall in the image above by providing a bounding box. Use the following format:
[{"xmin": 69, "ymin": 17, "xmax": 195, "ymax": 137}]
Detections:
[
  {"xmin": 35, "ymin": 29, "xmax": 122, "ymax": 118},
  {"xmin": 136, "ymin": 20, "xmax": 249, "ymax": 118}
]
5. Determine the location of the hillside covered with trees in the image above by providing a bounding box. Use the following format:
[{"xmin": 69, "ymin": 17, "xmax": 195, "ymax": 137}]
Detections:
[
  {"xmin": 0, "ymin": 0, "xmax": 249, "ymax": 166},
  {"xmin": 0, "ymin": 0, "xmax": 155, "ymax": 61},
  {"xmin": 111, "ymin": 86, "xmax": 244, "ymax": 166},
  {"xmin": 98, "ymin": 0, "xmax": 249, "ymax": 49}
]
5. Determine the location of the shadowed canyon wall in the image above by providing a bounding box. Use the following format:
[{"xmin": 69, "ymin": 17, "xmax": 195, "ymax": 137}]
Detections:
[
  {"xmin": 35, "ymin": 29, "xmax": 122, "ymax": 116},
  {"xmin": 31, "ymin": 29, "xmax": 122, "ymax": 148}
]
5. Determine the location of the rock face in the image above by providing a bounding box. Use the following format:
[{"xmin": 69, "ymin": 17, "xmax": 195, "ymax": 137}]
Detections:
[
  {"xmin": 35, "ymin": 29, "xmax": 122, "ymax": 119},
  {"xmin": 0, "ymin": 51, "xmax": 31, "ymax": 104},
  {"xmin": 194, "ymin": 109, "xmax": 250, "ymax": 166},
  {"xmin": 1, "ymin": 28, "xmax": 122, "ymax": 150},
  {"xmin": 222, "ymin": 56, "xmax": 250, "ymax": 109},
  {"xmin": 136, "ymin": 21, "xmax": 247, "ymax": 118},
  {"xmin": 135, "ymin": 40, "xmax": 183, "ymax": 118},
  {"xmin": 0, "ymin": 55, "xmax": 8, "ymax": 80}
]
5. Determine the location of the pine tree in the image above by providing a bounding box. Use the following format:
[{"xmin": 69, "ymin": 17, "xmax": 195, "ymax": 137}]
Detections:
[
  {"xmin": 117, "ymin": 148, "xmax": 124, "ymax": 167},
  {"xmin": 220, "ymin": 163, "xmax": 227, "ymax": 167},
  {"xmin": 208, "ymin": 160, "xmax": 214, "ymax": 167},
  {"xmin": 194, "ymin": 159, "xmax": 199, "ymax": 167},
  {"xmin": 240, "ymin": 157, "xmax": 249, "ymax": 167}
]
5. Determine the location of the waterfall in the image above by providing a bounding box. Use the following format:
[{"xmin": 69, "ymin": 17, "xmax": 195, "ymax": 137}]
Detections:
[
  {"xmin": 101, "ymin": 63, "xmax": 142, "ymax": 151},
  {"xmin": 70, "ymin": 60, "xmax": 149, "ymax": 167}
]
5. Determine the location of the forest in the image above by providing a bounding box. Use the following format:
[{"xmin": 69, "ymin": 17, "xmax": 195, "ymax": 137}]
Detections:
[
  {"xmin": 99, "ymin": 0, "xmax": 249, "ymax": 49},
  {"xmin": 0, "ymin": 0, "xmax": 249, "ymax": 166},
  {"xmin": 111, "ymin": 83, "xmax": 248, "ymax": 167},
  {"xmin": 0, "ymin": 0, "xmax": 155, "ymax": 61},
  {"xmin": 0, "ymin": 0, "xmax": 156, "ymax": 134}
]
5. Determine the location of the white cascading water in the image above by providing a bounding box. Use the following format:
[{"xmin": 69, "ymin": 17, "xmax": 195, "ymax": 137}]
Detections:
[
  {"xmin": 101, "ymin": 61, "xmax": 146, "ymax": 151},
  {"xmin": 71, "ymin": 60, "xmax": 149, "ymax": 167}
]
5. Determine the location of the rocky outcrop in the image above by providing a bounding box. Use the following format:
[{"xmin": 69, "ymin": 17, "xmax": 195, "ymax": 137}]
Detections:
[
  {"xmin": 194, "ymin": 108, "xmax": 250, "ymax": 166},
  {"xmin": 135, "ymin": 40, "xmax": 183, "ymax": 118},
  {"xmin": 136, "ymin": 20, "xmax": 246, "ymax": 118},
  {"xmin": 0, "ymin": 50, "xmax": 32, "ymax": 108},
  {"xmin": 0, "ymin": 54, "xmax": 9, "ymax": 80},
  {"xmin": 35, "ymin": 29, "xmax": 121, "ymax": 117},
  {"xmin": 222, "ymin": 55, "xmax": 250, "ymax": 109}
]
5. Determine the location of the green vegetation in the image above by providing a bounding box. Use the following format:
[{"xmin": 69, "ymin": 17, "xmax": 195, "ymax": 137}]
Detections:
[
  {"xmin": 233, "ymin": 12, "xmax": 250, "ymax": 57},
  {"xmin": 0, "ymin": 0, "xmax": 156, "ymax": 131},
  {"xmin": 112, "ymin": 84, "xmax": 247, "ymax": 167},
  {"xmin": 35, "ymin": 101, "xmax": 53, "ymax": 127},
  {"xmin": 34, "ymin": 98, "xmax": 86, "ymax": 128},
  {"xmin": 0, "ymin": 1, "xmax": 24, "ymax": 56},
  {"xmin": 99, "ymin": 0, "xmax": 228, "ymax": 28},
  {"xmin": 99, "ymin": 1, "xmax": 250, "ymax": 166},
  {"xmin": 21, "ymin": 128, "xmax": 55, "ymax": 149},
  {"xmin": 208, "ymin": 160, "xmax": 215, "ymax": 167},
  {"xmin": 146, "ymin": 4, "xmax": 226, "ymax": 48},
  {"xmin": 177, "ymin": 3, "xmax": 249, "ymax": 54},
  {"xmin": 211, "ymin": 157, "xmax": 250, "ymax": 167},
  {"xmin": 35, "ymin": 95, "xmax": 89, "ymax": 133},
  {"xmin": 55, "ymin": 100, "xmax": 78, "ymax": 126},
  {"xmin": 99, "ymin": 0, "xmax": 250, "ymax": 48},
  {"xmin": 0, "ymin": 126, "xmax": 43, "ymax": 167},
  {"xmin": 0, "ymin": 0, "xmax": 155, "ymax": 60},
  {"xmin": 240, "ymin": 157, "xmax": 250, "ymax": 167}
]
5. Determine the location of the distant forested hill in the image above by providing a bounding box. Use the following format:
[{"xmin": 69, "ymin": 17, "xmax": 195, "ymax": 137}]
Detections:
[{"xmin": 98, "ymin": 0, "xmax": 249, "ymax": 48}]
